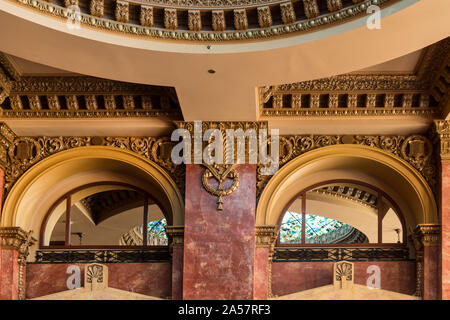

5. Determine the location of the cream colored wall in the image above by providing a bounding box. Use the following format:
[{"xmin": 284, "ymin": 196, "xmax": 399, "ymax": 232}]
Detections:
[{"xmin": 1, "ymin": 0, "xmax": 449, "ymax": 123}]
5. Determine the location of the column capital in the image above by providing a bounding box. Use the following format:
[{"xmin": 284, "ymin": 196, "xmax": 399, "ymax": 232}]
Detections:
[
  {"xmin": 431, "ymin": 120, "xmax": 450, "ymax": 161},
  {"xmin": 0, "ymin": 227, "xmax": 35, "ymax": 251},
  {"xmin": 165, "ymin": 225, "xmax": 184, "ymax": 248},
  {"xmin": 413, "ymin": 224, "xmax": 440, "ymax": 247},
  {"xmin": 255, "ymin": 225, "xmax": 279, "ymax": 248}
]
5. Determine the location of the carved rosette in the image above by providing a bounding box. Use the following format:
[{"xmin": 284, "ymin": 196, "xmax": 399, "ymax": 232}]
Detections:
[
  {"xmin": 188, "ymin": 10, "xmax": 202, "ymax": 32},
  {"xmin": 115, "ymin": 1, "xmax": 129, "ymax": 24},
  {"xmin": 280, "ymin": 2, "xmax": 296, "ymax": 24},
  {"xmin": 164, "ymin": 8, "xmax": 178, "ymax": 30},
  {"xmin": 234, "ymin": 9, "xmax": 248, "ymax": 31},
  {"xmin": 140, "ymin": 6, "xmax": 154, "ymax": 27},
  {"xmin": 257, "ymin": 6, "xmax": 273, "ymax": 28},
  {"xmin": 90, "ymin": 0, "xmax": 104, "ymax": 18},
  {"xmin": 327, "ymin": 0, "xmax": 342, "ymax": 12},
  {"xmin": 212, "ymin": 10, "xmax": 226, "ymax": 31},
  {"xmin": 303, "ymin": 0, "xmax": 319, "ymax": 19}
]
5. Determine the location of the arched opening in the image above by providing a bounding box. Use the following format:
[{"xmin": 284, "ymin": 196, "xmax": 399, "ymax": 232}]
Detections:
[
  {"xmin": 257, "ymin": 144, "xmax": 437, "ymax": 232},
  {"xmin": 42, "ymin": 182, "xmax": 168, "ymax": 248},
  {"xmin": 258, "ymin": 144, "xmax": 437, "ymax": 298},
  {"xmin": 277, "ymin": 180, "xmax": 407, "ymax": 246},
  {"xmin": 1, "ymin": 146, "xmax": 184, "ymax": 259}
]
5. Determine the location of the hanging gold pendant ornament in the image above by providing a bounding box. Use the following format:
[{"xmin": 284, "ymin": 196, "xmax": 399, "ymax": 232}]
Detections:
[{"xmin": 201, "ymin": 164, "xmax": 240, "ymax": 210}]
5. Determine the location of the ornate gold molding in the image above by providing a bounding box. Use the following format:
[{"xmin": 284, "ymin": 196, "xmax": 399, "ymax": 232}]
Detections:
[
  {"xmin": 413, "ymin": 224, "xmax": 440, "ymax": 247},
  {"xmin": 201, "ymin": 164, "xmax": 239, "ymax": 210},
  {"xmin": 165, "ymin": 225, "xmax": 184, "ymax": 250},
  {"xmin": 255, "ymin": 225, "xmax": 279, "ymax": 248},
  {"xmin": 0, "ymin": 122, "xmax": 184, "ymax": 197},
  {"xmin": 432, "ymin": 120, "xmax": 450, "ymax": 161},
  {"xmin": 257, "ymin": 134, "xmax": 437, "ymax": 198},
  {"xmin": 174, "ymin": 121, "xmax": 267, "ymax": 210},
  {"xmin": 260, "ymin": 39, "xmax": 450, "ymax": 118},
  {"xmin": 0, "ymin": 227, "xmax": 34, "ymax": 250},
  {"xmin": 0, "ymin": 76, "xmax": 181, "ymax": 119},
  {"xmin": 8, "ymin": 0, "xmax": 396, "ymax": 42},
  {"xmin": 0, "ymin": 227, "xmax": 36, "ymax": 300},
  {"xmin": 255, "ymin": 225, "xmax": 279, "ymax": 299}
]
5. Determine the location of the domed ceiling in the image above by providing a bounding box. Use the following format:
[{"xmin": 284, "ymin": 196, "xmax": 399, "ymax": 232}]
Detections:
[{"xmin": 8, "ymin": 0, "xmax": 394, "ymax": 42}]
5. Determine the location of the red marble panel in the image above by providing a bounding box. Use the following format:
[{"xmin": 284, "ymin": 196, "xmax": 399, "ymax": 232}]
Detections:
[
  {"xmin": 423, "ymin": 246, "xmax": 439, "ymax": 300},
  {"xmin": 171, "ymin": 247, "xmax": 183, "ymax": 300},
  {"xmin": 440, "ymin": 162, "xmax": 450, "ymax": 300},
  {"xmin": 272, "ymin": 261, "xmax": 416, "ymax": 297},
  {"xmin": 0, "ymin": 248, "xmax": 19, "ymax": 300},
  {"xmin": 183, "ymin": 164, "xmax": 256, "ymax": 300},
  {"xmin": 253, "ymin": 247, "xmax": 269, "ymax": 299},
  {"xmin": 25, "ymin": 262, "xmax": 172, "ymax": 299}
]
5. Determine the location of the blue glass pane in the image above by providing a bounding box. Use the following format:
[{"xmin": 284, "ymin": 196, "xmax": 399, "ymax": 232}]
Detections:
[
  {"xmin": 147, "ymin": 218, "xmax": 168, "ymax": 244},
  {"xmin": 280, "ymin": 212, "xmax": 355, "ymax": 244}
]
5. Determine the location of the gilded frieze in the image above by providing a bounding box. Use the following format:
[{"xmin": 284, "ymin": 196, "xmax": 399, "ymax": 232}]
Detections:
[
  {"xmin": 9, "ymin": 0, "xmax": 395, "ymax": 42},
  {"xmin": 256, "ymin": 134, "xmax": 437, "ymax": 197},
  {"xmin": 0, "ymin": 76, "xmax": 182, "ymax": 119},
  {"xmin": 0, "ymin": 125, "xmax": 184, "ymax": 197}
]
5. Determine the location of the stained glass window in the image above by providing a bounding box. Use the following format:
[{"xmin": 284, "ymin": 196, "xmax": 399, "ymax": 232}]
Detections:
[
  {"xmin": 147, "ymin": 218, "xmax": 168, "ymax": 245},
  {"xmin": 280, "ymin": 211, "xmax": 362, "ymax": 244},
  {"xmin": 120, "ymin": 218, "xmax": 168, "ymax": 245}
]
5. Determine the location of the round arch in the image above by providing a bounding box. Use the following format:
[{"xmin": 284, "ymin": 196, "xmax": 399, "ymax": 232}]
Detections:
[
  {"xmin": 256, "ymin": 144, "xmax": 437, "ymax": 233},
  {"xmin": 1, "ymin": 146, "xmax": 184, "ymax": 240}
]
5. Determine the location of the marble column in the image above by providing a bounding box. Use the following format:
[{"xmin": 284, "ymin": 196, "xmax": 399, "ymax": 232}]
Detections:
[
  {"xmin": 0, "ymin": 227, "xmax": 35, "ymax": 300},
  {"xmin": 183, "ymin": 164, "xmax": 256, "ymax": 300},
  {"xmin": 413, "ymin": 224, "xmax": 440, "ymax": 300},
  {"xmin": 253, "ymin": 226, "xmax": 278, "ymax": 299},
  {"xmin": 433, "ymin": 120, "xmax": 450, "ymax": 299},
  {"xmin": 441, "ymin": 162, "xmax": 450, "ymax": 299},
  {"xmin": 166, "ymin": 226, "xmax": 184, "ymax": 300}
]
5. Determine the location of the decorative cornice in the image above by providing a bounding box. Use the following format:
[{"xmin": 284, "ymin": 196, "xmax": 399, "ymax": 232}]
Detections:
[
  {"xmin": 8, "ymin": 0, "xmax": 395, "ymax": 42},
  {"xmin": 413, "ymin": 224, "xmax": 440, "ymax": 247},
  {"xmin": 165, "ymin": 225, "xmax": 184, "ymax": 248},
  {"xmin": 260, "ymin": 40, "xmax": 450, "ymax": 118},
  {"xmin": 0, "ymin": 76, "xmax": 182, "ymax": 119},
  {"xmin": 257, "ymin": 134, "xmax": 436, "ymax": 198},
  {"xmin": 259, "ymin": 74, "xmax": 438, "ymax": 117},
  {"xmin": 174, "ymin": 121, "xmax": 268, "ymax": 132},
  {"xmin": 255, "ymin": 225, "xmax": 279, "ymax": 248}
]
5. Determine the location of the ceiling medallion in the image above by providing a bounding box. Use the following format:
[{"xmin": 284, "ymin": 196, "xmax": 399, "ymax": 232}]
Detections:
[{"xmin": 201, "ymin": 163, "xmax": 240, "ymax": 211}]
